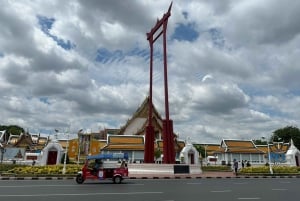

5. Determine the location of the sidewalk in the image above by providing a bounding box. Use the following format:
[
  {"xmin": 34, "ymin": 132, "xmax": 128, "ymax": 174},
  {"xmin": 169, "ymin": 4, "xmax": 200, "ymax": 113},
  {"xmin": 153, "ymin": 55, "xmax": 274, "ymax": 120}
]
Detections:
[
  {"xmin": 128, "ymin": 170, "xmax": 300, "ymax": 179},
  {"xmin": 0, "ymin": 171, "xmax": 300, "ymax": 180},
  {"xmin": 128, "ymin": 171, "xmax": 235, "ymax": 179},
  {"xmin": 1, "ymin": 171, "xmax": 299, "ymax": 180},
  {"xmin": 0, "ymin": 171, "xmax": 233, "ymax": 180}
]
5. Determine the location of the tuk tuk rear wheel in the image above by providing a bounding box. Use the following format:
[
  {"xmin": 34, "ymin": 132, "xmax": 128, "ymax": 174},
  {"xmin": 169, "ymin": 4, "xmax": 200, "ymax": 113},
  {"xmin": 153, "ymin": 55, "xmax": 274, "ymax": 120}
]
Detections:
[
  {"xmin": 113, "ymin": 176, "xmax": 122, "ymax": 184},
  {"xmin": 76, "ymin": 175, "xmax": 84, "ymax": 184}
]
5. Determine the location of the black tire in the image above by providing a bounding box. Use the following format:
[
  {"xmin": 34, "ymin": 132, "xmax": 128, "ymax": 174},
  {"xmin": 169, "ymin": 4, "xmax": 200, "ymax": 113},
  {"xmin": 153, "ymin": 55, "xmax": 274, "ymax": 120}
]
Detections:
[
  {"xmin": 76, "ymin": 175, "xmax": 84, "ymax": 184},
  {"xmin": 113, "ymin": 176, "xmax": 122, "ymax": 184}
]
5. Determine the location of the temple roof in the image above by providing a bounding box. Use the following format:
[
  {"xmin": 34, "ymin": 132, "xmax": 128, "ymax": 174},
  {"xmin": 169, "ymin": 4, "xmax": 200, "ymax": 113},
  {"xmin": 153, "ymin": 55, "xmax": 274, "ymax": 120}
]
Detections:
[
  {"xmin": 118, "ymin": 96, "xmax": 163, "ymax": 136},
  {"xmin": 101, "ymin": 135, "xmax": 145, "ymax": 151},
  {"xmin": 156, "ymin": 139, "xmax": 185, "ymax": 152},
  {"xmin": 4, "ymin": 132, "xmax": 49, "ymax": 151},
  {"xmin": 222, "ymin": 139, "xmax": 256, "ymax": 148},
  {"xmin": 214, "ymin": 139, "xmax": 265, "ymax": 154},
  {"xmin": 195, "ymin": 143, "xmax": 220, "ymax": 156}
]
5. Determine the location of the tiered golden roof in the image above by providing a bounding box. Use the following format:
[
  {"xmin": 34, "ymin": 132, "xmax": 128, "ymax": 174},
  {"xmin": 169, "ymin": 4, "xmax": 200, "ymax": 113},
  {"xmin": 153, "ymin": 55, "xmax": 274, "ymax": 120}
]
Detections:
[
  {"xmin": 101, "ymin": 135, "xmax": 145, "ymax": 151},
  {"xmin": 214, "ymin": 139, "xmax": 265, "ymax": 154}
]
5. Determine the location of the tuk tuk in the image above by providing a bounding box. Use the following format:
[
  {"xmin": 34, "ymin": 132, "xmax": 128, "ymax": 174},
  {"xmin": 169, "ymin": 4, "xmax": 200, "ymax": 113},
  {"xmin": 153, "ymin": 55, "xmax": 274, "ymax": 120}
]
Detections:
[{"xmin": 76, "ymin": 153, "xmax": 129, "ymax": 184}]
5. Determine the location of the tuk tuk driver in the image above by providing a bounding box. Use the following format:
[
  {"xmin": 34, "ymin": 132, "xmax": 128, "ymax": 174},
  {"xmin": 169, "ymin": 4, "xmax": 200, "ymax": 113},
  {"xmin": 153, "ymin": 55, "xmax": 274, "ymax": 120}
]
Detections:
[
  {"xmin": 92, "ymin": 159, "xmax": 103, "ymax": 175},
  {"xmin": 91, "ymin": 159, "xmax": 103, "ymax": 175}
]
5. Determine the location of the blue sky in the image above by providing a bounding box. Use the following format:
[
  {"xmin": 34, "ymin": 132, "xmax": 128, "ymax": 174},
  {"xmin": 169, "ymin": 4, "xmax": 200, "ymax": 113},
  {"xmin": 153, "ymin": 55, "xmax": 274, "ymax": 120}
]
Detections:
[
  {"xmin": 38, "ymin": 15, "xmax": 75, "ymax": 50},
  {"xmin": 1, "ymin": 0, "xmax": 300, "ymax": 143},
  {"xmin": 172, "ymin": 23, "xmax": 199, "ymax": 42}
]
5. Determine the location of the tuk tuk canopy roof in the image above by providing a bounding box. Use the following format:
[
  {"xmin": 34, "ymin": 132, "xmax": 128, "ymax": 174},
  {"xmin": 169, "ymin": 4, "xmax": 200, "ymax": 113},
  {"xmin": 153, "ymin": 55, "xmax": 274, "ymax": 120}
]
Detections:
[{"xmin": 87, "ymin": 153, "xmax": 128, "ymax": 160}]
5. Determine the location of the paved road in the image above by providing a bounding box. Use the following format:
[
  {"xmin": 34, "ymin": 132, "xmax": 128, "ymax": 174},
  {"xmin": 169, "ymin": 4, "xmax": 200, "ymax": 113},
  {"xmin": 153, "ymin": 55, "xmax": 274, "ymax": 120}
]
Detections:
[{"xmin": 0, "ymin": 178, "xmax": 299, "ymax": 201}]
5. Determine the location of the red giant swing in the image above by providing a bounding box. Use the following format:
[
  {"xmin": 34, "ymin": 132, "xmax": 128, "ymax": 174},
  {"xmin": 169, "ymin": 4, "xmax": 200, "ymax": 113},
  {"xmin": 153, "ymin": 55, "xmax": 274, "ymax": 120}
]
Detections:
[{"xmin": 144, "ymin": 3, "xmax": 175, "ymax": 164}]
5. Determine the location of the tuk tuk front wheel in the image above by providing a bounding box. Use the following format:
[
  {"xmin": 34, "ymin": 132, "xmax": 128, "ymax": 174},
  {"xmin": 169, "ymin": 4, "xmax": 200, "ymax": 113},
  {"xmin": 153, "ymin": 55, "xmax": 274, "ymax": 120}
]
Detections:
[
  {"xmin": 113, "ymin": 176, "xmax": 122, "ymax": 184},
  {"xmin": 76, "ymin": 175, "xmax": 84, "ymax": 184}
]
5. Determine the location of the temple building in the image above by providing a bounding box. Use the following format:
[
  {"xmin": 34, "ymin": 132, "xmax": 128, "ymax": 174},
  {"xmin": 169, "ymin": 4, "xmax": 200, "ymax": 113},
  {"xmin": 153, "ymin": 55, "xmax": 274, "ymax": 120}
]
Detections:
[
  {"xmin": 200, "ymin": 139, "xmax": 300, "ymax": 167},
  {"xmin": 0, "ymin": 130, "xmax": 49, "ymax": 164},
  {"xmin": 1, "ymin": 131, "xmax": 49, "ymax": 152},
  {"xmin": 213, "ymin": 139, "xmax": 265, "ymax": 165},
  {"xmin": 98, "ymin": 96, "xmax": 185, "ymax": 163}
]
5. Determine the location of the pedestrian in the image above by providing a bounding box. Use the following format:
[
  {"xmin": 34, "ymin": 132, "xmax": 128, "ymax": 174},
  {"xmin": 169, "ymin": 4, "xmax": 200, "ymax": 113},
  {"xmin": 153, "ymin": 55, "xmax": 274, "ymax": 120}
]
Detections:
[
  {"xmin": 242, "ymin": 160, "xmax": 244, "ymax": 168},
  {"xmin": 233, "ymin": 159, "xmax": 238, "ymax": 175}
]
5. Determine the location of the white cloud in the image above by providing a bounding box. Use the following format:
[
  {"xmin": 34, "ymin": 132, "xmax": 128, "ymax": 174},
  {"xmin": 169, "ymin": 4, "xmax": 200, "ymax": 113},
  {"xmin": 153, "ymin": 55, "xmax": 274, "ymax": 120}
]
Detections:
[{"xmin": 201, "ymin": 74, "xmax": 213, "ymax": 82}]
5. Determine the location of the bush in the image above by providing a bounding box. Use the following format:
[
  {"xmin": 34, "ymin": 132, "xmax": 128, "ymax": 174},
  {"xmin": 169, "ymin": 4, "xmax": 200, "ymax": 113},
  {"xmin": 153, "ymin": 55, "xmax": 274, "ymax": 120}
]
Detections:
[
  {"xmin": 3, "ymin": 164, "xmax": 81, "ymax": 175},
  {"xmin": 202, "ymin": 165, "xmax": 231, "ymax": 171},
  {"xmin": 239, "ymin": 166, "xmax": 299, "ymax": 174},
  {"xmin": 0, "ymin": 164, "xmax": 24, "ymax": 172}
]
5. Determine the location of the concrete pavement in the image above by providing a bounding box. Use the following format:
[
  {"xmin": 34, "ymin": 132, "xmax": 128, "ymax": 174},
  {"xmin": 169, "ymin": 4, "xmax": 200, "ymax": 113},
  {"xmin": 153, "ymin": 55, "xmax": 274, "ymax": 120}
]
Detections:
[
  {"xmin": 1, "ymin": 171, "xmax": 300, "ymax": 180},
  {"xmin": 1, "ymin": 163, "xmax": 300, "ymax": 180}
]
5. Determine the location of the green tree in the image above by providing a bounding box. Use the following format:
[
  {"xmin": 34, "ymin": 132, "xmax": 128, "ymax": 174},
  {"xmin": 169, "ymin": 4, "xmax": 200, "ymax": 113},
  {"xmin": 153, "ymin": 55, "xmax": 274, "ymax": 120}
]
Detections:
[
  {"xmin": 60, "ymin": 153, "xmax": 70, "ymax": 164},
  {"xmin": 7, "ymin": 125, "xmax": 24, "ymax": 135},
  {"xmin": 271, "ymin": 126, "xmax": 300, "ymax": 149},
  {"xmin": 253, "ymin": 138, "xmax": 267, "ymax": 145},
  {"xmin": 0, "ymin": 125, "xmax": 24, "ymax": 141},
  {"xmin": 193, "ymin": 144, "xmax": 205, "ymax": 158},
  {"xmin": 154, "ymin": 149, "xmax": 162, "ymax": 159}
]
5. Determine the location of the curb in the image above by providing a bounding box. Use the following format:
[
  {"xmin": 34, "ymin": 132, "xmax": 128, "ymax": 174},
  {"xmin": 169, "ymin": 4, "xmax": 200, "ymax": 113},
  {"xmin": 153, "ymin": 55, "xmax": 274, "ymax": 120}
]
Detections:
[
  {"xmin": 0, "ymin": 176, "xmax": 75, "ymax": 180},
  {"xmin": 1, "ymin": 175, "xmax": 300, "ymax": 180}
]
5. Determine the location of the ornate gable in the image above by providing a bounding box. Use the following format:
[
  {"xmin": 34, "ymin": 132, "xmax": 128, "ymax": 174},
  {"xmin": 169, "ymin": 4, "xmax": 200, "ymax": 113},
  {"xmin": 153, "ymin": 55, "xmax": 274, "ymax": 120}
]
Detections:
[
  {"xmin": 13, "ymin": 132, "xmax": 33, "ymax": 150},
  {"xmin": 256, "ymin": 142, "xmax": 290, "ymax": 154},
  {"xmin": 118, "ymin": 96, "xmax": 163, "ymax": 137},
  {"xmin": 269, "ymin": 142, "xmax": 290, "ymax": 153}
]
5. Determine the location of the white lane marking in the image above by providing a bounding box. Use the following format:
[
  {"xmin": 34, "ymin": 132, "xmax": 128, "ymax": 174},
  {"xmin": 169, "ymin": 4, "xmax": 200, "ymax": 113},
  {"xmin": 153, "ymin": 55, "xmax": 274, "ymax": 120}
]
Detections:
[
  {"xmin": 0, "ymin": 191, "xmax": 163, "ymax": 197},
  {"xmin": 272, "ymin": 189, "xmax": 288, "ymax": 191},
  {"xmin": 279, "ymin": 181, "xmax": 291, "ymax": 184},
  {"xmin": 210, "ymin": 190, "xmax": 232, "ymax": 193},
  {"xmin": 237, "ymin": 198, "xmax": 261, "ymax": 200},
  {"xmin": 186, "ymin": 182, "xmax": 202, "ymax": 185},
  {"xmin": 233, "ymin": 182, "xmax": 248, "ymax": 185}
]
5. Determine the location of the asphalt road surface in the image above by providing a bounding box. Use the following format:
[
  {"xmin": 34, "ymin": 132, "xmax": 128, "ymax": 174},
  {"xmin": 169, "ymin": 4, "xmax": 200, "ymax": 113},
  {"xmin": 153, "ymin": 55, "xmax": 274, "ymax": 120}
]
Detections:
[{"xmin": 0, "ymin": 178, "xmax": 299, "ymax": 201}]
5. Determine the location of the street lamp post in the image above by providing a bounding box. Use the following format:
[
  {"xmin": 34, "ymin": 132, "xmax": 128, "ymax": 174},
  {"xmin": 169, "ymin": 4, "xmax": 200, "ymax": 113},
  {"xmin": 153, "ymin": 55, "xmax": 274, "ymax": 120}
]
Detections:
[
  {"xmin": 261, "ymin": 136, "xmax": 273, "ymax": 174},
  {"xmin": 267, "ymin": 143, "xmax": 273, "ymax": 174},
  {"xmin": 204, "ymin": 145, "xmax": 208, "ymax": 164},
  {"xmin": 77, "ymin": 129, "xmax": 83, "ymax": 165},
  {"xmin": 0, "ymin": 145, "xmax": 6, "ymax": 164},
  {"xmin": 62, "ymin": 127, "xmax": 70, "ymax": 175}
]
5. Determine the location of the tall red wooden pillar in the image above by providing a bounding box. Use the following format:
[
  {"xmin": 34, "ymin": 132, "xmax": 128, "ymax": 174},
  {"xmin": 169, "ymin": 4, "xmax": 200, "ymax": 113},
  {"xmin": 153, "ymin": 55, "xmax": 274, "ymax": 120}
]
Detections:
[{"xmin": 144, "ymin": 17, "xmax": 155, "ymax": 163}]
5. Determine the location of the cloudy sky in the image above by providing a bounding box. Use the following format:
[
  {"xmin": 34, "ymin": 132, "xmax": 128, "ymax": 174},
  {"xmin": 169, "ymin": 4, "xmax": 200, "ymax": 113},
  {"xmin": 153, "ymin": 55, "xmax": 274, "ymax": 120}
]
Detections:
[{"xmin": 1, "ymin": 0, "xmax": 300, "ymax": 143}]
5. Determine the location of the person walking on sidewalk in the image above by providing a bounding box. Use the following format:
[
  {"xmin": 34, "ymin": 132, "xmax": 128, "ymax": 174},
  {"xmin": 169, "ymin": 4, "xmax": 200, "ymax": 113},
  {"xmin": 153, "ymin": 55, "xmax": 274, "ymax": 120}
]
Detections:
[{"xmin": 233, "ymin": 159, "xmax": 238, "ymax": 175}]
